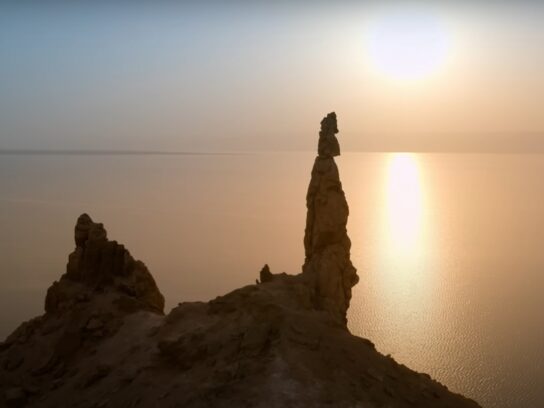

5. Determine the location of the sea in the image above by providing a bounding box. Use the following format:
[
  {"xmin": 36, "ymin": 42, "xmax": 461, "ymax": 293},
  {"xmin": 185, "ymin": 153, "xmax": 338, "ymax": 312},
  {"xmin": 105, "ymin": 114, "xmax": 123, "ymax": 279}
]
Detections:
[{"xmin": 1, "ymin": 152, "xmax": 543, "ymax": 407}]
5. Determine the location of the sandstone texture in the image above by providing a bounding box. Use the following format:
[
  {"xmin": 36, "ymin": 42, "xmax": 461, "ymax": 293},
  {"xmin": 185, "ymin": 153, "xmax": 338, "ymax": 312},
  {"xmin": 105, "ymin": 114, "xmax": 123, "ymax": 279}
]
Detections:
[{"xmin": 0, "ymin": 114, "xmax": 481, "ymax": 408}]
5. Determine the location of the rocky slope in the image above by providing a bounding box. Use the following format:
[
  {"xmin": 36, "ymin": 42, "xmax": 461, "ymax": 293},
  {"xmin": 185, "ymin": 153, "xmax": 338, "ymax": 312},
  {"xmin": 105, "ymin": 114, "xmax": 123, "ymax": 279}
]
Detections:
[{"xmin": 0, "ymin": 113, "xmax": 481, "ymax": 408}]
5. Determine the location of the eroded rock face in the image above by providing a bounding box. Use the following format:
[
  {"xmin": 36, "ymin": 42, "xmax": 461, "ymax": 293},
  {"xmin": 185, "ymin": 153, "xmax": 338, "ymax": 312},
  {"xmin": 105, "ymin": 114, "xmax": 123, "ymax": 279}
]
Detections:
[
  {"xmin": 0, "ymin": 116, "xmax": 482, "ymax": 407},
  {"xmin": 0, "ymin": 272, "xmax": 481, "ymax": 408},
  {"xmin": 318, "ymin": 112, "xmax": 340, "ymax": 158},
  {"xmin": 0, "ymin": 214, "xmax": 166, "ymax": 407},
  {"xmin": 45, "ymin": 213, "xmax": 164, "ymax": 314},
  {"xmin": 303, "ymin": 112, "xmax": 359, "ymax": 322}
]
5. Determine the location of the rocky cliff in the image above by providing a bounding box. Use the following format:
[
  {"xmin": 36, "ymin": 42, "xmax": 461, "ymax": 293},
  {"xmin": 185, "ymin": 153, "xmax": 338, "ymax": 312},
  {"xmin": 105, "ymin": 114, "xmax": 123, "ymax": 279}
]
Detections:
[{"xmin": 0, "ymin": 114, "xmax": 481, "ymax": 408}]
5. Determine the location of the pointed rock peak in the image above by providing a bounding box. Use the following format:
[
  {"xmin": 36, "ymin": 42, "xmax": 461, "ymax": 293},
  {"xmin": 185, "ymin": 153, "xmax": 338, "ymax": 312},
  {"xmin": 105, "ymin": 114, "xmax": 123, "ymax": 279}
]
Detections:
[
  {"xmin": 74, "ymin": 213, "xmax": 95, "ymax": 247},
  {"xmin": 303, "ymin": 113, "xmax": 358, "ymax": 322},
  {"xmin": 259, "ymin": 264, "xmax": 273, "ymax": 283},
  {"xmin": 318, "ymin": 111, "xmax": 340, "ymax": 158},
  {"xmin": 45, "ymin": 214, "xmax": 165, "ymax": 315}
]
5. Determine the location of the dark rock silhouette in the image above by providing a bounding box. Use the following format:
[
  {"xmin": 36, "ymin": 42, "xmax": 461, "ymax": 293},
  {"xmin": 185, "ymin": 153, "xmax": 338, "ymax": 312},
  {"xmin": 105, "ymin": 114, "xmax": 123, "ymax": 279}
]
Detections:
[
  {"xmin": 259, "ymin": 263, "xmax": 273, "ymax": 283},
  {"xmin": 303, "ymin": 112, "xmax": 358, "ymax": 322},
  {"xmin": 318, "ymin": 112, "xmax": 340, "ymax": 157},
  {"xmin": 46, "ymin": 213, "xmax": 164, "ymax": 315},
  {"xmin": 0, "ymin": 215, "xmax": 165, "ymax": 407},
  {"xmin": 0, "ymin": 114, "xmax": 481, "ymax": 408}
]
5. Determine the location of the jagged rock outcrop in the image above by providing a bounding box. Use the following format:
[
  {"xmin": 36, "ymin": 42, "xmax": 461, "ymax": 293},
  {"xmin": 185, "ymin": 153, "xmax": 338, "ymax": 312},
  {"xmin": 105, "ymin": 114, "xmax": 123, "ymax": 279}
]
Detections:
[
  {"xmin": 0, "ymin": 215, "xmax": 164, "ymax": 408},
  {"xmin": 303, "ymin": 112, "xmax": 359, "ymax": 322},
  {"xmin": 0, "ymin": 114, "xmax": 481, "ymax": 408},
  {"xmin": 259, "ymin": 263, "xmax": 274, "ymax": 283},
  {"xmin": 318, "ymin": 112, "xmax": 341, "ymax": 157},
  {"xmin": 45, "ymin": 213, "xmax": 164, "ymax": 315}
]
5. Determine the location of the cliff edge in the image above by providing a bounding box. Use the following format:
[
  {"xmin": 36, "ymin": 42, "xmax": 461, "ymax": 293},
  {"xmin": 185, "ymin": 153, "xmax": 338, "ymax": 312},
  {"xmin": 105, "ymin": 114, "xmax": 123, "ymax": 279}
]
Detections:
[{"xmin": 0, "ymin": 113, "xmax": 481, "ymax": 408}]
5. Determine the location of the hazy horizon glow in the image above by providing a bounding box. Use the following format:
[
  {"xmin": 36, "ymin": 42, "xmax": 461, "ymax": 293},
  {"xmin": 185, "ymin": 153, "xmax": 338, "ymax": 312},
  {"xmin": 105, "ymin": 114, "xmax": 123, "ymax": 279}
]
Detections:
[{"xmin": 1, "ymin": 1, "xmax": 543, "ymax": 152}]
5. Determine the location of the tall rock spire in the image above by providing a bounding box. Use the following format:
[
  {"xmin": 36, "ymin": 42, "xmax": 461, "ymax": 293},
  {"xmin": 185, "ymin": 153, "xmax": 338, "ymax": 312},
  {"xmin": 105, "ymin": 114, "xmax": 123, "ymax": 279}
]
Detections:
[{"xmin": 303, "ymin": 112, "xmax": 358, "ymax": 322}]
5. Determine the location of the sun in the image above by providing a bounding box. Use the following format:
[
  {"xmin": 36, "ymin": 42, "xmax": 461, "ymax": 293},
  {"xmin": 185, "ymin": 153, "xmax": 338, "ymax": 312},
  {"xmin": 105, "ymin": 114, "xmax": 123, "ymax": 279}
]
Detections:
[{"xmin": 365, "ymin": 9, "xmax": 451, "ymax": 81}]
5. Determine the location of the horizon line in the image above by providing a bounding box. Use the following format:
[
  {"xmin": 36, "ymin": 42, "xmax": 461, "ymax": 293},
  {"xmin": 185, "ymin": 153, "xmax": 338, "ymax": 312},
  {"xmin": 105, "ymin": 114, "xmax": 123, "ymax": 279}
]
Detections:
[
  {"xmin": 0, "ymin": 149, "xmax": 246, "ymax": 156},
  {"xmin": 3, "ymin": 148, "xmax": 544, "ymax": 156}
]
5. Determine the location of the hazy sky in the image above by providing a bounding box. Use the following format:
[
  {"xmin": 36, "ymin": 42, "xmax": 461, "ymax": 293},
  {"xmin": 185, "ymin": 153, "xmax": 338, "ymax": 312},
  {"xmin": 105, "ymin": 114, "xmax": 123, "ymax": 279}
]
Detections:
[{"xmin": 1, "ymin": 1, "xmax": 543, "ymax": 152}]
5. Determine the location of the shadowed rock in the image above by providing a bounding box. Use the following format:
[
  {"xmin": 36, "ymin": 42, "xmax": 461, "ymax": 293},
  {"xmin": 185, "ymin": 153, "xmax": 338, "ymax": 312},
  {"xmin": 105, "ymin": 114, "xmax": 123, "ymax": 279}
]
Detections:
[
  {"xmin": 259, "ymin": 264, "xmax": 273, "ymax": 283},
  {"xmin": 303, "ymin": 112, "xmax": 359, "ymax": 322},
  {"xmin": 0, "ymin": 114, "xmax": 481, "ymax": 408},
  {"xmin": 318, "ymin": 112, "xmax": 340, "ymax": 158},
  {"xmin": 46, "ymin": 213, "xmax": 164, "ymax": 314},
  {"xmin": 0, "ymin": 214, "xmax": 167, "ymax": 407}
]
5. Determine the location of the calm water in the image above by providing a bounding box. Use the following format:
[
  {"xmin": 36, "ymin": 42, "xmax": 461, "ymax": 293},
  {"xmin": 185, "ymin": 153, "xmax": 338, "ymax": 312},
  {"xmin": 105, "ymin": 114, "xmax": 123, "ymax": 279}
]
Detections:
[{"xmin": 1, "ymin": 152, "xmax": 544, "ymax": 407}]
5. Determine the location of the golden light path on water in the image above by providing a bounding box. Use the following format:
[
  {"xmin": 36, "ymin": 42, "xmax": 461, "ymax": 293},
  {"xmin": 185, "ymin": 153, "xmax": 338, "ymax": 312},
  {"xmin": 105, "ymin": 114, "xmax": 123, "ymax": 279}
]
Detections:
[
  {"xmin": 384, "ymin": 153, "xmax": 424, "ymax": 257},
  {"xmin": 376, "ymin": 153, "xmax": 434, "ymax": 338}
]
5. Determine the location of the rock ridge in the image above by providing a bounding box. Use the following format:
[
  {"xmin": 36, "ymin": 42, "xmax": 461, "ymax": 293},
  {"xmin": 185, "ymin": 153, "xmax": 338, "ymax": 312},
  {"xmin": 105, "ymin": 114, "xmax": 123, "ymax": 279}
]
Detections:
[{"xmin": 0, "ymin": 113, "xmax": 481, "ymax": 408}]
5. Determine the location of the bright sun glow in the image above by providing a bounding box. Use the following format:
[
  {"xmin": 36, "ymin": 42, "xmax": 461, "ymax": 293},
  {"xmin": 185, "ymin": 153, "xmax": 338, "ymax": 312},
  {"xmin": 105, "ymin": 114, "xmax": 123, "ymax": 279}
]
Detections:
[{"xmin": 366, "ymin": 10, "xmax": 451, "ymax": 81}]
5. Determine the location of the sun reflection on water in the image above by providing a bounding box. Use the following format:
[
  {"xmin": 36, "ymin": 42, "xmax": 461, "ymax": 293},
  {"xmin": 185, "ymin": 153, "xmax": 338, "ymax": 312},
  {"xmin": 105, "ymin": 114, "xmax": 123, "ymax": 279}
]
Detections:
[
  {"xmin": 376, "ymin": 153, "xmax": 434, "ymax": 338},
  {"xmin": 385, "ymin": 153, "xmax": 424, "ymax": 259}
]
